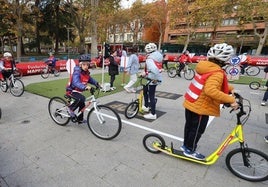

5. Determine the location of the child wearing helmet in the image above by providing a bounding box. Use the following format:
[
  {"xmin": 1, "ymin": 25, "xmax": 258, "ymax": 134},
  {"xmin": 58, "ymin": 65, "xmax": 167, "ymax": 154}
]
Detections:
[
  {"xmin": 140, "ymin": 43, "xmax": 163, "ymax": 120},
  {"xmin": 0, "ymin": 52, "xmax": 16, "ymax": 81},
  {"xmin": 177, "ymin": 50, "xmax": 191, "ymax": 77},
  {"xmin": 45, "ymin": 52, "xmax": 57, "ymax": 73},
  {"xmin": 181, "ymin": 43, "xmax": 239, "ymax": 160},
  {"xmin": 66, "ymin": 54, "xmax": 100, "ymax": 124}
]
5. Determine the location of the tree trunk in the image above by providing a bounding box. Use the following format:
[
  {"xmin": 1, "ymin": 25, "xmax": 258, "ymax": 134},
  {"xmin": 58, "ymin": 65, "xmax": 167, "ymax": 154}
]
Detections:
[{"xmin": 255, "ymin": 22, "xmax": 268, "ymax": 55}]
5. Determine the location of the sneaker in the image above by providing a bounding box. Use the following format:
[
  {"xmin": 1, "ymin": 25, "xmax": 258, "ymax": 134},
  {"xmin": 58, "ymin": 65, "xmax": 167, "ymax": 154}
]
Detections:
[
  {"xmin": 142, "ymin": 105, "xmax": 149, "ymax": 112},
  {"xmin": 264, "ymin": 136, "xmax": 268, "ymax": 143},
  {"xmin": 124, "ymin": 86, "xmax": 131, "ymax": 93},
  {"xmin": 183, "ymin": 147, "xmax": 205, "ymax": 160},
  {"xmin": 130, "ymin": 88, "xmax": 136, "ymax": 93},
  {"xmin": 110, "ymin": 87, "xmax": 116, "ymax": 91},
  {"xmin": 78, "ymin": 119, "xmax": 87, "ymax": 124},
  {"xmin": 144, "ymin": 113, "xmax": 157, "ymax": 120},
  {"xmin": 180, "ymin": 145, "xmax": 186, "ymax": 152},
  {"xmin": 261, "ymin": 101, "xmax": 266, "ymax": 106}
]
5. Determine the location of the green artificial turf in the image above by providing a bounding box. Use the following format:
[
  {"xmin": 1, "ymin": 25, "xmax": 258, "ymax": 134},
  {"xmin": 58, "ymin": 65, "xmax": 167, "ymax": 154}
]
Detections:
[
  {"xmin": 25, "ymin": 70, "xmax": 264, "ymax": 99},
  {"xmin": 25, "ymin": 72, "xmax": 130, "ymax": 99},
  {"xmin": 228, "ymin": 75, "xmax": 264, "ymax": 84}
]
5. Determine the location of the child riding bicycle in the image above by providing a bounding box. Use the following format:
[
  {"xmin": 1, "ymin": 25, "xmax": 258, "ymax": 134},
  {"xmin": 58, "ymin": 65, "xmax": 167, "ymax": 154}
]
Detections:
[
  {"xmin": 66, "ymin": 54, "xmax": 100, "ymax": 124},
  {"xmin": 45, "ymin": 52, "xmax": 57, "ymax": 72},
  {"xmin": 0, "ymin": 52, "xmax": 16, "ymax": 81},
  {"xmin": 177, "ymin": 50, "xmax": 191, "ymax": 77}
]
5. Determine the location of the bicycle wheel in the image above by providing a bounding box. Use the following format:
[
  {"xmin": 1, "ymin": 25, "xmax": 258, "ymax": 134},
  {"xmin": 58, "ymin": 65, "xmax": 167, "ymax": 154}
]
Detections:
[
  {"xmin": 226, "ymin": 148, "xmax": 268, "ymax": 182},
  {"xmin": 53, "ymin": 69, "xmax": 60, "ymax": 77},
  {"xmin": 246, "ymin": 66, "xmax": 260, "ymax": 76},
  {"xmin": 168, "ymin": 67, "xmax": 177, "ymax": 78},
  {"xmin": 87, "ymin": 105, "xmax": 121, "ymax": 140},
  {"xmin": 41, "ymin": 67, "xmax": 49, "ymax": 79},
  {"xmin": 184, "ymin": 69, "xmax": 195, "ymax": 80},
  {"xmin": 124, "ymin": 101, "xmax": 139, "ymax": 119},
  {"xmin": 0, "ymin": 80, "xmax": 8, "ymax": 92},
  {"xmin": 143, "ymin": 133, "xmax": 165, "ymax": 154},
  {"xmin": 249, "ymin": 81, "xmax": 260, "ymax": 90},
  {"xmin": 10, "ymin": 78, "xmax": 24, "ymax": 97},
  {"xmin": 48, "ymin": 97, "xmax": 70, "ymax": 126}
]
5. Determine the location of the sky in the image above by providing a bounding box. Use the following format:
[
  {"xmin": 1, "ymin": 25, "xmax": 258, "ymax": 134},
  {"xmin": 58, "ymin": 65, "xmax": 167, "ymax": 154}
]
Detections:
[{"xmin": 120, "ymin": 0, "xmax": 155, "ymax": 9}]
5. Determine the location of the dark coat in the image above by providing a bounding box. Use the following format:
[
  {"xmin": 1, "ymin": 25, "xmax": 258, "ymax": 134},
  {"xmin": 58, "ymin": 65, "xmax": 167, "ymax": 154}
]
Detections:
[{"xmin": 107, "ymin": 55, "xmax": 119, "ymax": 76}]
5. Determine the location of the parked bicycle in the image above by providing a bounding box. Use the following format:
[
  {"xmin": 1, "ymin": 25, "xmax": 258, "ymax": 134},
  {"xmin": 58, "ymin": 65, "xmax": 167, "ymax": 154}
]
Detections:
[
  {"xmin": 143, "ymin": 93, "xmax": 268, "ymax": 182},
  {"xmin": 48, "ymin": 87, "xmax": 122, "ymax": 140},
  {"xmin": 41, "ymin": 64, "xmax": 60, "ymax": 79},
  {"xmin": 124, "ymin": 77, "xmax": 159, "ymax": 119},
  {"xmin": 249, "ymin": 79, "xmax": 267, "ymax": 90},
  {"xmin": 167, "ymin": 62, "xmax": 195, "ymax": 80},
  {"xmin": 0, "ymin": 70, "xmax": 24, "ymax": 97},
  {"xmin": 224, "ymin": 64, "xmax": 260, "ymax": 76}
]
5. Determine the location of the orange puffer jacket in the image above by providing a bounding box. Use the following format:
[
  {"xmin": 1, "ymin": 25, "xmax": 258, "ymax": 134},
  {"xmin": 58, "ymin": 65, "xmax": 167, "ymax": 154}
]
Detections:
[{"xmin": 183, "ymin": 60, "xmax": 235, "ymax": 117}]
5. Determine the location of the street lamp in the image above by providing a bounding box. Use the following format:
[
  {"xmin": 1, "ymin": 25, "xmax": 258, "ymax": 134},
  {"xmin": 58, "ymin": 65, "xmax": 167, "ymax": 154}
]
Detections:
[{"xmin": 67, "ymin": 27, "xmax": 74, "ymax": 59}]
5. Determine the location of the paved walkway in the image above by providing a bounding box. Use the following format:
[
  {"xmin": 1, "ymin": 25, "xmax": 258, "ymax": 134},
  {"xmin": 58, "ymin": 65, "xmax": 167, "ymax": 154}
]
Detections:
[{"xmin": 0, "ymin": 69, "xmax": 268, "ymax": 187}]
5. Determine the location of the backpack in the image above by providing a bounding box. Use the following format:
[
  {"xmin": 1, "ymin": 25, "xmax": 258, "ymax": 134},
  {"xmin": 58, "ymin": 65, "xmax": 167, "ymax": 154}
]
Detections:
[{"xmin": 184, "ymin": 70, "xmax": 224, "ymax": 102}]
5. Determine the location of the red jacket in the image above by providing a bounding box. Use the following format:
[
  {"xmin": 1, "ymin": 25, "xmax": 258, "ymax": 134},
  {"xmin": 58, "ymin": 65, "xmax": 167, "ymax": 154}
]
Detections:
[{"xmin": 179, "ymin": 54, "xmax": 191, "ymax": 63}]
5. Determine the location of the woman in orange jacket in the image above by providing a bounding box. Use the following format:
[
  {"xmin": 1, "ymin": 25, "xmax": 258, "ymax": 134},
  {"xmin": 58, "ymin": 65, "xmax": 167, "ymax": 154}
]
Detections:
[{"xmin": 181, "ymin": 43, "xmax": 239, "ymax": 160}]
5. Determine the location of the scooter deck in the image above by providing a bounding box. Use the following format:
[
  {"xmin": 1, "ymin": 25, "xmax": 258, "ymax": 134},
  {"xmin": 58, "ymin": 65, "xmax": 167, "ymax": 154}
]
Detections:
[{"xmin": 154, "ymin": 145, "xmax": 207, "ymax": 164}]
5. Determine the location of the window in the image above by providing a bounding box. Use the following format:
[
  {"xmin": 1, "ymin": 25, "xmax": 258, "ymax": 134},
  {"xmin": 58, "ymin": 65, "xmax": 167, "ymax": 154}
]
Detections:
[{"xmin": 222, "ymin": 18, "xmax": 238, "ymax": 26}]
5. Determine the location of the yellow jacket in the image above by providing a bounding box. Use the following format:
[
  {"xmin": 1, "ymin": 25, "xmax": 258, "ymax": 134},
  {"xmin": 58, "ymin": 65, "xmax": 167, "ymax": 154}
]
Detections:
[{"xmin": 183, "ymin": 60, "xmax": 235, "ymax": 117}]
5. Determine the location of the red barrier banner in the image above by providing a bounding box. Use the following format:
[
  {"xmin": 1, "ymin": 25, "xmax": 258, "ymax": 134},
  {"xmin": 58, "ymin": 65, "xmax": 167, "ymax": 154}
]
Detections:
[
  {"xmin": 15, "ymin": 56, "xmax": 268, "ymax": 76},
  {"xmin": 16, "ymin": 60, "xmax": 79, "ymax": 76}
]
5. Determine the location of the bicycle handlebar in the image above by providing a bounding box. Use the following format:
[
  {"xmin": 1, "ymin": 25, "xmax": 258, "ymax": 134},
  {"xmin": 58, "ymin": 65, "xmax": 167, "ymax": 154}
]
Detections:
[
  {"xmin": 138, "ymin": 76, "xmax": 161, "ymax": 83},
  {"xmin": 227, "ymin": 93, "xmax": 250, "ymax": 124}
]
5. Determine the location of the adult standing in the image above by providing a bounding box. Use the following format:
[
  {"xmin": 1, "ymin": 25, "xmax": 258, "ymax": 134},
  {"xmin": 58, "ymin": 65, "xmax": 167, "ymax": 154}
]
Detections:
[
  {"xmin": 162, "ymin": 53, "xmax": 169, "ymax": 71},
  {"xmin": 261, "ymin": 80, "xmax": 268, "ymax": 106},
  {"xmin": 124, "ymin": 47, "xmax": 140, "ymax": 93},
  {"xmin": 104, "ymin": 51, "xmax": 119, "ymax": 91},
  {"xmin": 141, "ymin": 43, "xmax": 163, "ymax": 120}
]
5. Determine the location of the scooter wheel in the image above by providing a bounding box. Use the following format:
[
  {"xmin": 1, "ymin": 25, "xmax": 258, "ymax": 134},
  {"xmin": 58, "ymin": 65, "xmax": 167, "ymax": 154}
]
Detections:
[{"xmin": 143, "ymin": 133, "xmax": 165, "ymax": 154}]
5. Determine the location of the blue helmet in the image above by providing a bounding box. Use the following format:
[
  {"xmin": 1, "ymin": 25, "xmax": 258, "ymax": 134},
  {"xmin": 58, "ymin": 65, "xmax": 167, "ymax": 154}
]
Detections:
[{"xmin": 79, "ymin": 54, "xmax": 91, "ymax": 62}]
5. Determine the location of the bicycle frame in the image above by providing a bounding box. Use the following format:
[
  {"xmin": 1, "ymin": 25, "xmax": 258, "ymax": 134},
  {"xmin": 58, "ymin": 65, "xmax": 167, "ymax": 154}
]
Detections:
[
  {"xmin": 153, "ymin": 94, "xmax": 249, "ymax": 165},
  {"xmin": 66, "ymin": 90, "xmax": 107, "ymax": 124},
  {"xmin": 152, "ymin": 122, "xmax": 244, "ymax": 165},
  {"xmin": 138, "ymin": 90, "xmax": 144, "ymax": 113},
  {"xmin": 137, "ymin": 78, "xmax": 154, "ymax": 113}
]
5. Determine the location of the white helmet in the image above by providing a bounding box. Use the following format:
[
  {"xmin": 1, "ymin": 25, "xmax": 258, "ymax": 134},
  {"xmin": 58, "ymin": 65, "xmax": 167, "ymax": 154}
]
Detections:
[
  {"xmin": 207, "ymin": 43, "xmax": 234, "ymax": 62},
  {"xmin": 3, "ymin": 52, "xmax": 12, "ymax": 57},
  {"xmin": 145, "ymin": 43, "xmax": 157, "ymax": 53}
]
